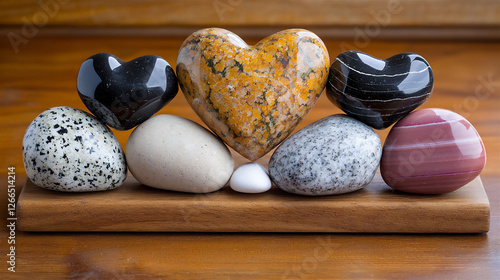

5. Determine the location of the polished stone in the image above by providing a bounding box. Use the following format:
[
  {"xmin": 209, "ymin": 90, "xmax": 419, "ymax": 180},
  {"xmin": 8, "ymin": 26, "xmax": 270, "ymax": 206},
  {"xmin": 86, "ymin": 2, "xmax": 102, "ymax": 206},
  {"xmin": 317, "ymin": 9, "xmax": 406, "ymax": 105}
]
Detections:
[
  {"xmin": 77, "ymin": 53, "xmax": 178, "ymax": 130},
  {"xmin": 126, "ymin": 114, "xmax": 234, "ymax": 193},
  {"xmin": 327, "ymin": 51, "xmax": 433, "ymax": 129},
  {"xmin": 22, "ymin": 106, "xmax": 127, "ymax": 192},
  {"xmin": 230, "ymin": 162, "xmax": 272, "ymax": 194},
  {"xmin": 176, "ymin": 28, "xmax": 329, "ymax": 160},
  {"xmin": 381, "ymin": 108, "xmax": 486, "ymax": 194},
  {"xmin": 269, "ymin": 115, "xmax": 382, "ymax": 196}
]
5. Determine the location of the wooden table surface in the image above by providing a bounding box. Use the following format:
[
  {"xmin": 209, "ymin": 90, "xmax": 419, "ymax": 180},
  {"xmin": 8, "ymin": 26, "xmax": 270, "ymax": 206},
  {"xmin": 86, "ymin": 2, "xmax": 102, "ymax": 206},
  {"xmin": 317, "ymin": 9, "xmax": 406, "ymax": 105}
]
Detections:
[{"xmin": 0, "ymin": 34, "xmax": 499, "ymax": 279}]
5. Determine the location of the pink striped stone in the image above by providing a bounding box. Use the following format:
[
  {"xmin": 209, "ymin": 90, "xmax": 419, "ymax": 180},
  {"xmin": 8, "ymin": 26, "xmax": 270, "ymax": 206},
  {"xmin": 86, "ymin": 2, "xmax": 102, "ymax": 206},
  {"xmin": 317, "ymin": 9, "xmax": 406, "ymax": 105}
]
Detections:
[{"xmin": 380, "ymin": 108, "xmax": 486, "ymax": 194}]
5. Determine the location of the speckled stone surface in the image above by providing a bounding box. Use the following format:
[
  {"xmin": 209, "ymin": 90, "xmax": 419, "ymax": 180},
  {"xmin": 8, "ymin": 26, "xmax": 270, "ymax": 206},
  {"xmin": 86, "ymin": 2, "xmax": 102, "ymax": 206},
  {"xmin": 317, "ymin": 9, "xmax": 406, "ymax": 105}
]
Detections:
[
  {"xmin": 269, "ymin": 114, "xmax": 382, "ymax": 196},
  {"xmin": 22, "ymin": 106, "xmax": 127, "ymax": 192},
  {"xmin": 176, "ymin": 28, "xmax": 329, "ymax": 160},
  {"xmin": 381, "ymin": 108, "xmax": 486, "ymax": 194}
]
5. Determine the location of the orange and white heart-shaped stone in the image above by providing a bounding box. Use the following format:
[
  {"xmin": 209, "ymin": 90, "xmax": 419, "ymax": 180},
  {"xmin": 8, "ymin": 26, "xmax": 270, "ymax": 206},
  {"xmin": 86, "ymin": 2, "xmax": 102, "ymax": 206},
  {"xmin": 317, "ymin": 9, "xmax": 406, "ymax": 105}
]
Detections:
[{"xmin": 176, "ymin": 28, "xmax": 329, "ymax": 160}]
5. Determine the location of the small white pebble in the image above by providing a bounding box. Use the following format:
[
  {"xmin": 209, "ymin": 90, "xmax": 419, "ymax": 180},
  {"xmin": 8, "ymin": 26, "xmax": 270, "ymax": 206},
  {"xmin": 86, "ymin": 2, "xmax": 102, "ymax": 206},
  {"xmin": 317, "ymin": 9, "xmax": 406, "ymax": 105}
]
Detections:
[{"xmin": 230, "ymin": 163, "xmax": 272, "ymax": 194}]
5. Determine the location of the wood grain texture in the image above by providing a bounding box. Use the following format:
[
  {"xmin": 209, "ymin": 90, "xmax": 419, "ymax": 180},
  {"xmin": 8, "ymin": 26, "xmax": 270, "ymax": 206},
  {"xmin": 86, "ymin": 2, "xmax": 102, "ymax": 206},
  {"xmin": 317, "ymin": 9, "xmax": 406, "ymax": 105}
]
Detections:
[
  {"xmin": 1, "ymin": 0, "xmax": 500, "ymax": 40},
  {"xmin": 17, "ymin": 172, "xmax": 490, "ymax": 233},
  {"xmin": 0, "ymin": 34, "xmax": 499, "ymax": 278},
  {"xmin": 1, "ymin": 0, "xmax": 499, "ymax": 27}
]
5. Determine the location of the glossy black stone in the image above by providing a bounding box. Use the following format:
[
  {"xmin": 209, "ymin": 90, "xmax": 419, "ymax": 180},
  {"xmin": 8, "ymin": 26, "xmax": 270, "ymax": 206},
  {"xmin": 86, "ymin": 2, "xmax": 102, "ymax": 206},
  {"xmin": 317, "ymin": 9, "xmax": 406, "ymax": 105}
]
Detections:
[
  {"xmin": 326, "ymin": 51, "xmax": 433, "ymax": 129},
  {"xmin": 77, "ymin": 53, "xmax": 178, "ymax": 130}
]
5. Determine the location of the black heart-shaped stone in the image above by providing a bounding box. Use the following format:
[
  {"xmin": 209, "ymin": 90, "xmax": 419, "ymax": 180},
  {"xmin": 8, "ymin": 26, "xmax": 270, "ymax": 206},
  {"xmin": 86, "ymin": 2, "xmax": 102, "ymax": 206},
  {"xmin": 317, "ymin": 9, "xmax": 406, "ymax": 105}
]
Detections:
[
  {"xmin": 77, "ymin": 53, "xmax": 178, "ymax": 130},
  {"xmin": 326, "ymin": 51, "xmax": 433, "ymax": 129}
]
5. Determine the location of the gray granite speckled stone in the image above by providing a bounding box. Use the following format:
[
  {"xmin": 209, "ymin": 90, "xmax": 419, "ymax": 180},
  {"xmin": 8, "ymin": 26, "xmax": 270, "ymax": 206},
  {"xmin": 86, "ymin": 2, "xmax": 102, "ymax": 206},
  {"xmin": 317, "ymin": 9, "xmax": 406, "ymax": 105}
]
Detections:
[
  {"xmin": 269, "ymin": 114, "xmax": 382, "ymax": 196},
  {"xmin": 22, "ymin": 106, "xmax": 127, "ymax": 192}
]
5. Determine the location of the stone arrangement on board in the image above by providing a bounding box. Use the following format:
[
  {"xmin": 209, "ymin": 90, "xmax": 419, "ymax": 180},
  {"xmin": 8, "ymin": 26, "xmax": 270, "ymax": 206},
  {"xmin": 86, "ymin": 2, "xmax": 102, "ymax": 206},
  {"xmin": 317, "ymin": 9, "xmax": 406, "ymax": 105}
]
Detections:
[{"xmin": 21, "ymin": 28, "xmax": 485, "ymax": 196}]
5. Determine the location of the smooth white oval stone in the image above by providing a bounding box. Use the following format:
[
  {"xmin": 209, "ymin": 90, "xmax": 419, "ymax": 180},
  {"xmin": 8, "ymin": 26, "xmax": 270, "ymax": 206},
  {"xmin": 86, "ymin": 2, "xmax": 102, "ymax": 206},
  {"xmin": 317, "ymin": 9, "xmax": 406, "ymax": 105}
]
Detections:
[
  {"xmin": 126, "ymin": 114, "xmax": 234, "ymax": 193},
  {"xmin": 230, "ymin": 162, "xmax": 272, "ymax": 193},
  {"xmin": 22, "ymin": 106, "xmax": 127, "ymax": 192}
]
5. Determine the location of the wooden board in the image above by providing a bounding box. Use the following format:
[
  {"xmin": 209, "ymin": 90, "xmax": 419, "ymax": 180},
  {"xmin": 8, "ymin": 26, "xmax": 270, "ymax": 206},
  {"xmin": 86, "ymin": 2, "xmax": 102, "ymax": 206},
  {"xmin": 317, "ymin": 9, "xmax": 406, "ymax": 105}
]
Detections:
[{"xmin": 17, "ymin": 174, "xmax": 490, "ymax": 233}]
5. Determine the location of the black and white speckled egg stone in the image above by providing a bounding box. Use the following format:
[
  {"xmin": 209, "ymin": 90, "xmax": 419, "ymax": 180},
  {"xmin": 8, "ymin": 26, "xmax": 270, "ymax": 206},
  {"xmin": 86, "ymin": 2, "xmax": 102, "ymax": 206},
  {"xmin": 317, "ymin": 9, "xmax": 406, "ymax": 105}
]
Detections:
[
  {"xmin": 22, "ymin": 106, "xmax": 127, "ymax": 192},
  {"xmin": 269, "ymin": 114, "xmax": 382, "ymax": 196}
]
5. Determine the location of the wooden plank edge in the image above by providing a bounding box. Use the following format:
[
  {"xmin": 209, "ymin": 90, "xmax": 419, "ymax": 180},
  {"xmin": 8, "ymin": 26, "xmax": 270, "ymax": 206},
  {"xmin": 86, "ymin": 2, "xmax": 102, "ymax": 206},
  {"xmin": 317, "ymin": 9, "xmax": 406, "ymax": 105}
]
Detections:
[{"xmin": 17, "ymin": 177, "xmax": 490, "ymax": 233}]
